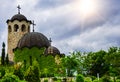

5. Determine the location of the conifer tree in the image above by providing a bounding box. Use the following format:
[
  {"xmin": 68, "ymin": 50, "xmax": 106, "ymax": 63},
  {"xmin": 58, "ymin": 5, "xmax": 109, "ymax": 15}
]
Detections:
[
  {"xmin": 6, "ymin": 54, "xmax": 9, "ymax": 65},
  {"xmin": 1, "ymin": 42, "xmax": 5, "ymax": 65}
]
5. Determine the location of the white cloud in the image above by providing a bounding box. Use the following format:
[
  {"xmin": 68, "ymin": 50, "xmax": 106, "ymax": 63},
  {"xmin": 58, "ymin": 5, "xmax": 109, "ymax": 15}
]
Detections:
[
  {"xmin": 54, "ymin": 22, "xmax": 120, "ymax": 54},
  {"xmin": 0, "ymin": 0, "xmax": 120, "ymax": 56}
]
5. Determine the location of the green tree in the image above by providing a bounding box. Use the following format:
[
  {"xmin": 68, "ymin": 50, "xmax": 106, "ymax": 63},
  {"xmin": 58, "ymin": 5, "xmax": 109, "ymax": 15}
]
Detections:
[
  {"xmin": 62, "ymin": 53, "xmax": 79, "ymax": 77},
  {"xmin": 38, "ymin": 55, "xmax": 56, "ymax": 77},
  {"xmin": 88, "ymin": 50, "xmax": 109, "ymax": 77},
  {"xmin": 5, "ymin": 54, "xmax": 9, "ymax": 65},
  {"xmin": 14, "ymin": 47, "xmax": 45, "ymax": 67},
  {"xmin": 104, "ymin": 47, "xmax": 120, "ymax": 82},
  {"xmin": 1, "ymin": 42, "xmax": 5, "ymax": 65}
]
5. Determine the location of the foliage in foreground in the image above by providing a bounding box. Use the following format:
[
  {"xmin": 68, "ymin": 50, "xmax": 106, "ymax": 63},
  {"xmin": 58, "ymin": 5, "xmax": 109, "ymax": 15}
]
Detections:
[
  {"xmin": 1, "ymin": 42, "xmax": 120, "ymax": 82},
  {"xmin": 0, "ymin": 73, "xmax": 26, "ymax": 82},
  {"xmin": 76, "ymin": 74, "xmax": 84, "ymax": 82},
  {"xmin": 24, "ymin": 66, "xmax": 40, "ymax": 82}
]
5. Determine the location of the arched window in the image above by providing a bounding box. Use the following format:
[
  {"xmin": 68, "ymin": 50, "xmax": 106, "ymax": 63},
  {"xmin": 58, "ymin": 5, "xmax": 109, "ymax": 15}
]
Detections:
[
  {"xmin": 8, "ymin": 25, "xmax": 12, "ymax": 33},
  {"xmin": 21, "ymin": 24, "xmax": 26, "ymax": 32},
  {"xmin": 14, "ymin": 24, "xmax": 19, "ymax": 32}
]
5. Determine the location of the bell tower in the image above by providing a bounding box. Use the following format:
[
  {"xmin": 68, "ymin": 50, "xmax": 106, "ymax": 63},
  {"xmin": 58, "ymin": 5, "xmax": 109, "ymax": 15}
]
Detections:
[{"xmin": 6, "ymin": 5, "xmax": 32, "ymax": 61}]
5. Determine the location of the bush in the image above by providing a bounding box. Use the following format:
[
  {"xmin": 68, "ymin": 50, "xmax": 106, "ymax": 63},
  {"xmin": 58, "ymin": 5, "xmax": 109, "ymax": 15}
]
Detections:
[
  {"xmin": 40, "ymin": 73, "xmax": 46, "ymax": 78},
  {"xmin": 93, "ymin": 78, "xmax": 99, "ymax": 82},
  {"xmin": 0, "ymin": 73, "xmax": 23, "ymax": 82},
  {"xmin": 116, "ymin": 79, "xmax": 120, "ymax": 82},
  {"xmin": 84, "ymin": 77, "xmax": 92, "ymax": 82},
  {"xmin": 76, "ymin": 74, "xmax": 84, "ymax": 82},
  {"xmin": 53, "ymin": 77, "xmax": 57, "ymax": 81},
  {"xmin": 101, "ymin": 75, "xmax": 111, "ymax": 82},
  {"xmin": 44, "ymin": 79, "xmax": 48, "ymax": 82},
  {"xmin": 117, "ymin": 76, "xmax": 120, "ymax": 79},
  {"xmin": 57, "ymin": 79, "xmax": 61, "ymax": 82},
  {"xmin": 0, "ymin": 67, "xmax": 5, "ymax": 78},
  {"xmin": 14, "ymin": 68, "xmax": 24, "ymax": 80},
  {"xmin": 90, "ymin": 76, "xmax": 96, "ymax": 81},
  {"xmin": 25, "ymin": 66, "xmax": 40, "ymax": 82}
]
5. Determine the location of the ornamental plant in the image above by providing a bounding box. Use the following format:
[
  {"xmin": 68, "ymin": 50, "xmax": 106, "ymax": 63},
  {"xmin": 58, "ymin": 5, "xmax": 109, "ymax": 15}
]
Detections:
[{"xmin": 76, "ymin": 74, "xmax": 84, "ymax": 82}]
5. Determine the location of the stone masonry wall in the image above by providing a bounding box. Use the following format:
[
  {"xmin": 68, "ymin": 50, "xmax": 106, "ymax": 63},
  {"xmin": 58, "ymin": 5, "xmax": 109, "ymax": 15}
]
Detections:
[{"xmin": 7, "ymin": 20, "xmax": 30, "ymax": 61}]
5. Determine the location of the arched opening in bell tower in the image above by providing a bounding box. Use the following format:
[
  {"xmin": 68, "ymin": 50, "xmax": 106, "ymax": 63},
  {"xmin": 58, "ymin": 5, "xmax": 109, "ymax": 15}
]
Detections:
[
  {"xmin": 14, "ymin": 24, "xmax": 19, "ymax": 32},
  {"xmin": 21, "ymin": 24, "xmax": 26, "ymax": 32}
]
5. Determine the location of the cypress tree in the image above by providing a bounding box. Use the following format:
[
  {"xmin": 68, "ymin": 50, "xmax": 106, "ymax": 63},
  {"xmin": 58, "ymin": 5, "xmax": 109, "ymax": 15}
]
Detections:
[
  {"xmin": 1, "ymin": 42, "xmax": 5, "ymax": 65},
  {"xmin": 5, "ymin": 54, "xmax": 9, "ymax": 65}
]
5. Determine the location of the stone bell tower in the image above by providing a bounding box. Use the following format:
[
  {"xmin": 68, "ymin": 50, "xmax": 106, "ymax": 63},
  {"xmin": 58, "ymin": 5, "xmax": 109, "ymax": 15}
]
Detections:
[{"xmin": 6, "ymin": 5, "xmax": 32, "ymax": 61}]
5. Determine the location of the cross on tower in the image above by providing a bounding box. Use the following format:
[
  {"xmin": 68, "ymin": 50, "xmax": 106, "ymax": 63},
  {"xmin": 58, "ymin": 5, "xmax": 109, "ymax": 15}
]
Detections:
[
  {"xmin": 32, "ymin": 20, "xmax": 36, "ymax": 32},
  {"xmin": 49, "ymin": 38, "xmax": 52, "ymax": 46},
  {"xmin": 17, "ymin": 5, "xmax": 21, "ymax": 14}
]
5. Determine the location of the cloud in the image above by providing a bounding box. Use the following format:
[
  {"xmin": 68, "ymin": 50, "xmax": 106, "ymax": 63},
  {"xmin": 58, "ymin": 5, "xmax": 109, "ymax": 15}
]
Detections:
[
  {"xmin": 0, "ymin": 0, "xmax": 120, "ymax": 55},
  {"xmin": 55, "ymin": 23, "xmax": 120, "ymax": 54},
  {"xmin": 36, "ymin": 0, "xmax": 73, "ymax": 9}
]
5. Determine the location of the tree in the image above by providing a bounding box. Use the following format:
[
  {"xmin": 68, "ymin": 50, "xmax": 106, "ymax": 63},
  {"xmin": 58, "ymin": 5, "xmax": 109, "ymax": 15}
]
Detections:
[
  {"xmin": 62, "ymin": 53, "xmax": 79, "ymax": 77},
  {"xmin": 1, "ymin": 42, "xmax": 5, "ymax": 65},
  {"xmin": 104, "ymin": 47, "xmax": 120, "ymax": 82},
  {"xmin": 5, "ymin": 54, "xmax": 9, "ymax": 65},
  {"xmin": 38, "ymin": 55, "xmax": 56, "ymax": 77},
  {"xmin": 14, "ymin": 47, "xmax": 45, "ymax": 67},
  {"xmin": 88, "ymin": 50, "xmax": 109, "ymax": 77}
]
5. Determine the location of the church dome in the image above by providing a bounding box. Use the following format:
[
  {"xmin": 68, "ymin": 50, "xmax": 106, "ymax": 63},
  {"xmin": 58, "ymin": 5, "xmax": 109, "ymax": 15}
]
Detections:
[
  {"xmin": 11, "ymin": 14, "xmax": 27, "ymax": 21},
  {"xmin": 45, "ymin": 46, "xmax": 60, "ymax": 55},
  {"xmin": 17, "ymin": 32, "xmax": 50, "ymax": 49}
]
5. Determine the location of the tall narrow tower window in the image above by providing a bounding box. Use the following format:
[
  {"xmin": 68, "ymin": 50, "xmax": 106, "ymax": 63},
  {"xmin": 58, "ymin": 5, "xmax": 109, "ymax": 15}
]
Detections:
[
  {"xmin": 14, "ymin": 24, "xmax": 19, "ymax": 32},
  {"xmin": 21, "ymin": 24, "xmax": 26, "ymax": 32},
  {"xmin": 8, "ymin": 25, "xmax": 12, "ymax": 33}
]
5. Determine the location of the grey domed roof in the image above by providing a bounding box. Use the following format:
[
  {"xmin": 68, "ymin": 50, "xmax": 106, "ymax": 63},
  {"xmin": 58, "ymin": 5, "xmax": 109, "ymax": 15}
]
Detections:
[
  {"xmin": 11, "ymin": 14, "xmax": 27, "ymax": 21},
  {"xmin": 45, "ymin": 46, "xmax": 60, "ymax": 55},
  {"xmin": 6, "ymin": 14, "xmax": 32, "ymax": 23},
  {"xmin": 17, "ymin": 32, "xmax": 50, "ymax": 49}
]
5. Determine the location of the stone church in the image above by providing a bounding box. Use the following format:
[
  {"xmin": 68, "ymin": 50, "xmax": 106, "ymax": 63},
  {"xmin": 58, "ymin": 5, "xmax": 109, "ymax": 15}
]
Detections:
[{"xmin": 7, "ymin": 6, "xmax": 62, "ymax": 61}]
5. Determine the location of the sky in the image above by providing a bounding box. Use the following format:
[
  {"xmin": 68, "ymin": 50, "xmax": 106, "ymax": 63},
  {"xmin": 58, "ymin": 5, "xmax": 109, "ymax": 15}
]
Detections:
[{"xmin": 0, "ymin": 0, "xmax": 120, "ymax": 55}]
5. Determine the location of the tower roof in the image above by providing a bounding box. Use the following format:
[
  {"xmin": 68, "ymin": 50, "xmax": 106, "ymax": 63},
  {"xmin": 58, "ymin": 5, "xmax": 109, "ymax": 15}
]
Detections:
[
  {"xmin": 6, "ymin": 13, "xmax": 31, "ymax": 23},
  {"xmin": 11, "ymin": 14, "xmax": 27, "ymax": 21},
  {"xmin": 6, "ymin": 5, "xmax": 31, "ymax": 23}
]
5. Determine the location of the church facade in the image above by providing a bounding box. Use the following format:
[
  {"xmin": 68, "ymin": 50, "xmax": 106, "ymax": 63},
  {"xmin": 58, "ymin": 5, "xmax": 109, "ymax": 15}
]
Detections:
[{"xmin": 7, "ymin": 6, "xmax": 62, "ymax": 61}]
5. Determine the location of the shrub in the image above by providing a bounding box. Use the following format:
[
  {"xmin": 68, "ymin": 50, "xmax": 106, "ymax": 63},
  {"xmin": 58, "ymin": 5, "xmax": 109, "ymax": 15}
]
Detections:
[
  {"xmin": 117, "ymin": 76, "xmax": 120, "ymax": 79},
  {"xmin": 44, "ymin": 79, "xmax": 48, "ymax": 82},
  {"xmin": 93, "ymin": 78, "xmax": 99, "ymax": 82},
  {"xmin": 33, "ymin": 66, "xmax": 40, "ymax": 80},
  {"xmin": 76, "ymin": 74, "xmax": 84, "ymax": 82},
  {"xmin": 101, "ymin": 75, "xmax": 111, "ymax": 82},
  {"xmin": 40, "ymin": 73, "xmax": 46, "ymax": 78},
  {"xmin": 14, "ymin": 68, "xmax": 24, "ymax": 80},
  {"xmin": 0, "ymin": 73, "xmax": 21, "ymax": 82},
  {"xmin": 57, "ymin": 79, "xmax": 61, "ymax": 82},
  {"xmin": 90, "ymin": 76, "xmax": 96, "ymax": 81},
  {"xmin": 0, "ymin": 67, "xmax": 5, "ymax": 78},
  {"xmin": 25, "ymin": 66, "xmax": 40, "ymax": 82},
  {"xmin": 53, "ymin": 77, "xmax": 57, "ymax": 81},
  {"xmin": 116, "ymin": 79, "xmax": 120, "ymax": 82},
  {"xmin": 84, "ymin": 77, "xmax": 92, "ymax": 82}
]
